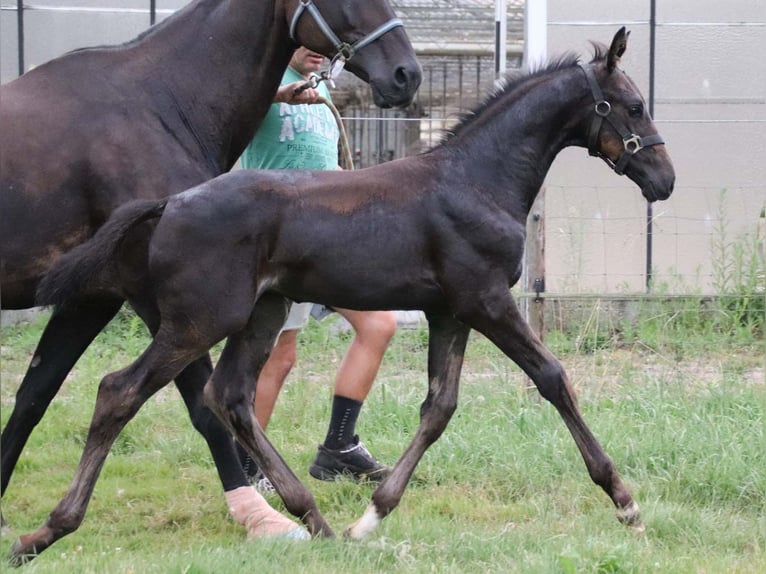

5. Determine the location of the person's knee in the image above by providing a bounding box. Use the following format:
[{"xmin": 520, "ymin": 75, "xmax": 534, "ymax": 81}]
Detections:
[
  {"xmin": 357, "ymin": 311, "xmax": 397, "ymax": 344},
  {"xmin": 274, "ymin": 349, "xmax": 297, "ymax": 377},
  {"xmin": 270, "ymin": 331, "xmax": 298, "ymax": 374}
]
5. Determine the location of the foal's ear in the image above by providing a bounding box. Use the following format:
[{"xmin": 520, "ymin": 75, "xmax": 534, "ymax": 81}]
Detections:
[{"xmin": 607, "ymin": 27, "xmax": 630, "ymax": 72}]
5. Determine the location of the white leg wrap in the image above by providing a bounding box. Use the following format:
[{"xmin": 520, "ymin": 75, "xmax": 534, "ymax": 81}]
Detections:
[{"xmin": 225, "ymin": 486, "xmax": 309, "ymax": 540}]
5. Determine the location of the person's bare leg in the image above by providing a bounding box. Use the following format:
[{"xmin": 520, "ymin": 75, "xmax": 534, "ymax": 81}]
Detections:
[
  {"xmin": 332, "ymin": 309, "xmax": 397, "ymax": 402},
  {"xmin": 309, "ymin": 309, "xmax": 397, "ymax": 482},
  {"xmin": 254, "ymin": 329, "xmax": 299, "ymax": 429}
]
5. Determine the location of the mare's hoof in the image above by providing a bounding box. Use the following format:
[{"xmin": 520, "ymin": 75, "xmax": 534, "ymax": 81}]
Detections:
[
  {"xmin": 273, "ymin": 527, "xmax": 311, "ymax": 541},
  {"xmin": 616, "ymin": 501, "xmax": 645, "ymax": 532}
]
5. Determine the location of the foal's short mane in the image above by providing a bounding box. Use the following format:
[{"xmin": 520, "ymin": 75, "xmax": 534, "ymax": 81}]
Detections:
[{"xmin": 440, "ymin": 43, "xmax": 608, "ymax": 145}]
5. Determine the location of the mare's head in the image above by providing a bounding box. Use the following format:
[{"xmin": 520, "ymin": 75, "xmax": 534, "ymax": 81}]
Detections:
[
  {"xmin": 578, "ymin": 28, "xmax": 675, "ymax": 202},
  {"xmin": 286, "ymin": 0, "xmax": 421, "ymax": 108}
]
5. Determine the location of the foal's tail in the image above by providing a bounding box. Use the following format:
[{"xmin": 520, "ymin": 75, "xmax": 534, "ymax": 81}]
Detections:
[{"xmin": 36, "ymin": 199, "xmax": 168, "ymax": 307}]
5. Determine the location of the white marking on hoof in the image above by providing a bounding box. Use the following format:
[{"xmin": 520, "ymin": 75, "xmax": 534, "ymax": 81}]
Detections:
[
  {"xmin": 344, "ymin": 503, "xmax": 381, "ymax": 540},
  {"xmin": 616, "ymin": 501, "xmax": 645, "ymax": 532}
]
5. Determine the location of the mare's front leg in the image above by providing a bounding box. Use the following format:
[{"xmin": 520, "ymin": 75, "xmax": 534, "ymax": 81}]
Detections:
[
  {"xmin": 345, "ymin": 313, "xmax": 470, "ymax": 539},
  {"xmin": 469, "ymin": 289, "xmax": 643, "ymax": 531},
  {"xmin": 203, "ymin": 294, "xmax": 333, "ymax": 539},
  {"xmin": 1, "ymin": 298, "xmax": 123, "ymax": 500},
  {"xmin": 8, "ymin": 332, "xmax": 203, "ymax": 566},
  {"xmin": 173, "ymin": 358, "xmax": 252, "ymax": 491}
]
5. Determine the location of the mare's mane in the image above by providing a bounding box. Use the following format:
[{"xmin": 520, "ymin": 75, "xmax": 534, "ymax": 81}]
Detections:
[{"xmin": 439, "ymin": 43, "xmax": 609, "ymax": 145}]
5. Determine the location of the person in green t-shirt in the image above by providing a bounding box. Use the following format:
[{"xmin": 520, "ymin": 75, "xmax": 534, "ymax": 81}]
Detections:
[
  {"xmin": 240, "ymin": 54, "xmax": 339, "ymax": 171},
  {"xmin": 237, "ymin": 48, "xmax": 397, "ymax": 494}
]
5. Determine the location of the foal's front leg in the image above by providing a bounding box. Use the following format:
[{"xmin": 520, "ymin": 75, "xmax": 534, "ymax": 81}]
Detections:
[
  {"xmin": 471, "ymin": 293, "xmax": 643, "ymax": 531},
  {"xmin": 345, "ymin": 314, "xmax": 470, "ymax": 539},
  {"xmin": 203, "ymin": 294, "xmax": 333, "ymax": 539},
  {"xmin": 8, "ymin": 336, "xmax": 200, "ymax": 566}
]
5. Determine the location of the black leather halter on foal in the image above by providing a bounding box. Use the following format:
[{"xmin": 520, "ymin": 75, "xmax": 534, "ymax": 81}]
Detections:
[{"xmin": 579, "ymin": 64, "xmax": 665, "ymax": 175}]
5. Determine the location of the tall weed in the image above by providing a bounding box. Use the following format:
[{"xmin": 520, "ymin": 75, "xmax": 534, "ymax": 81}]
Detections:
[{"xmin": 710, "ymin": 190, "xmax": 765, "ymax": 335}]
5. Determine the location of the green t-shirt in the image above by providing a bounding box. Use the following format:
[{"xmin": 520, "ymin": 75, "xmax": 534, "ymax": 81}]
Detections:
[{"xmin": 240, "ymin": 66, "xmax": 339, "ymax": 171}]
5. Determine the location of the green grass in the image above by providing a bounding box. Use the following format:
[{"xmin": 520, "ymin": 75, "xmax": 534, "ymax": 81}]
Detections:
[{"xmin": 1, "ymin": 308, "xmax": 764, "ymax": 573}]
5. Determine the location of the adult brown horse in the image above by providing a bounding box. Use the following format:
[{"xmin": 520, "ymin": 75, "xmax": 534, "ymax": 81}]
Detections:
[
  {"xmin": 34, "ymin": 28, "xmax": 673, "ymax": 551},
  {"xmin": 0, "ymin": 0, "xmax": 419, "ymax": 552}
]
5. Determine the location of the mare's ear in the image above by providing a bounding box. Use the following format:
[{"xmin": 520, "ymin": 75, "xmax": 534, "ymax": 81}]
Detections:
[{"xmin": 607, "ymin": 27, "xmax": 630, "ymax": 72}]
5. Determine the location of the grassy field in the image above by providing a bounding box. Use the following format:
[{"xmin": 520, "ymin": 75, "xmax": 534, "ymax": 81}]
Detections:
[{"xmin": 1, "ymin": 306, "xmax": 764, "ymax": 573}]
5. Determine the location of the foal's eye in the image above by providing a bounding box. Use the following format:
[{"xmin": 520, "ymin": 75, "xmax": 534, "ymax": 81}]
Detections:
[{"xmin": 628, "ymin": 104, "xmax": 643, "ymax": 118}]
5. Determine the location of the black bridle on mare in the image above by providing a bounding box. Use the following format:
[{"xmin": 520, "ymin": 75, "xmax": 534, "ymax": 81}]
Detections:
[
  {"xmin": 290, "ymin": 0, "xmax": 404, "ymax": 66},
  {"xmin": 580, "ymin": 64, "xmax": 665, "ymax": 175}
]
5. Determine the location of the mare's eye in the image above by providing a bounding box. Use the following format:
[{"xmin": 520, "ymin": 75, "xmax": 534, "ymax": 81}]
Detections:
[{"xmin": 628, "ymin": 104, "xmax": 643, "ymax": 118}]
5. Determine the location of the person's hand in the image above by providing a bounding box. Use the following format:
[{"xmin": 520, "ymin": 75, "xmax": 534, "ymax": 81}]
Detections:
[{"xmin": 274, "ymin": 81, "xmax": 321, "ymax": 104}]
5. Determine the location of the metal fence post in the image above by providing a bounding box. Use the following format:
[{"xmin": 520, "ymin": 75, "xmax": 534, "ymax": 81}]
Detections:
[{"xmin": 16, "ymin": 0, "xmax": 24, "ymax": 76}]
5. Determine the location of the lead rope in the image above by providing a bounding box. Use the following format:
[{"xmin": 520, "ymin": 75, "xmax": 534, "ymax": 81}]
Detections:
[
  {"xmin": 317, "ymin": 96, "xmax": 354, "ymax": 170},
  {"xmin": 294, "ymin": 74, "xmax": 354, "ymax": 171}
]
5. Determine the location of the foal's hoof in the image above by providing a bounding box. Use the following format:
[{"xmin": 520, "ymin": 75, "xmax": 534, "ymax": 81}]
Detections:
[
  {"xmin": 8, "ymin": 541, "xmax": 36, "ymax": 568},
  {"xmin": 344, "ymin": 503, "xmax": 382, "ymax": 540},
  {"xmin": 616, "ymin": 501, "xmax": 645, "ymax": 533}
]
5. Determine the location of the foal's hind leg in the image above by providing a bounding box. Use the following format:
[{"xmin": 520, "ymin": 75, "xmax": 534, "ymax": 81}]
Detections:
[
  {"xmin": 470, "ymin": 294, "xmax": 643, "ymax": 531},
  {"xmin": 127, "ymin": 295, "xmax": 250, "ymax": 494},
  {"xmin": 8, "ymin": 333, "xmax": 203, "ymax": 565},
  {"xmin": 203, "ymin": 294, "xmax": 333, "ymax": 539},
  {"xmin": 346, "ymin": 313, "xmax": 470, "ymax": 539}
]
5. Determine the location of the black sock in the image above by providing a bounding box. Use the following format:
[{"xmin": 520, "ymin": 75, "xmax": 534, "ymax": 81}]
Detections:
[{"xmin": 323, "ymin": 395, "xmax": 363, "ymax": 449}]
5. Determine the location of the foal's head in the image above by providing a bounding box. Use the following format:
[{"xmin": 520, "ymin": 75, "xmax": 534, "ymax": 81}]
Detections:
[{"xmin": 579, "ymin": 28, "xmax": 675, "ymax": 202}]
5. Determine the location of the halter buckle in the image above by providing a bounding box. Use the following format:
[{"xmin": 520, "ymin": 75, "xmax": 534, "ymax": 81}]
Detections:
[
  {"xmin": 594, "ymin": 100, "xmax": 611, "ymax": 117},
  {"xmin": 623, "ymin": 134, "xmax": 642, "ymax": 154},
  {"xmin": 335, "ymin": 43, "xmax": 354, "ymax": 62}
]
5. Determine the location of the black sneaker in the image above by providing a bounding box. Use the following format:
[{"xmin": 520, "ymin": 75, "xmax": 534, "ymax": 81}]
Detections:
[
  {"xmin": 251, "ymin": 469, "xmax": 276, "ymax": 496},
  {"xmin": 309, "ymin": 435, "xmax": 390, "ymax": 482}
]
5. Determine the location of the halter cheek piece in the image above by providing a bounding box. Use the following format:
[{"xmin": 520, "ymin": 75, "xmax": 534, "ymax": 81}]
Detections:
[
  {"xmin": 289, "ymin": 0, "xmax": 404, "ymax": 72},
  {"xmin": 579, "ymin": 64, "xmax": 665, "ymax": 176}
]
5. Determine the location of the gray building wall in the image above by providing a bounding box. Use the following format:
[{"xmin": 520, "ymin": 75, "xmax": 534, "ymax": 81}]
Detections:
[{"xmin": 1, "ymin": 2, "xmax": 182, "ymax": 82}]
